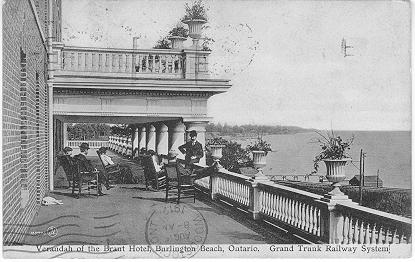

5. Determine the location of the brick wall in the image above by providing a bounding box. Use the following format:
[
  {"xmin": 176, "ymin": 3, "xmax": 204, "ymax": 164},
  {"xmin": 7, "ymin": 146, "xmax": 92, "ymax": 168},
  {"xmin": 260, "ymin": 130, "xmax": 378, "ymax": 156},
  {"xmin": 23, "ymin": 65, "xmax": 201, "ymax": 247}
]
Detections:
[{"xmin": 3, "ymin": 0, "xmax": 50, "ymax": 245}]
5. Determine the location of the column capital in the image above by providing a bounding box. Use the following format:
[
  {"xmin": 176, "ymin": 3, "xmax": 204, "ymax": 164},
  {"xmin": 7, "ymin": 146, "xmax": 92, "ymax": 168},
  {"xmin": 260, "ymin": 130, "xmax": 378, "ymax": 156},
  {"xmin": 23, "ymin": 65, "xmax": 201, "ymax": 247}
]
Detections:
[
  {"xmin": 156, "ymin": 122, "xmax": 168, "ymax": 132},
  {"xmin": 148, "ymin": 124, "xmax": 156, "ymax": 132},
  {"xmin": 169, "ymin": 121, "xmax": 186, "ymax": 132}
]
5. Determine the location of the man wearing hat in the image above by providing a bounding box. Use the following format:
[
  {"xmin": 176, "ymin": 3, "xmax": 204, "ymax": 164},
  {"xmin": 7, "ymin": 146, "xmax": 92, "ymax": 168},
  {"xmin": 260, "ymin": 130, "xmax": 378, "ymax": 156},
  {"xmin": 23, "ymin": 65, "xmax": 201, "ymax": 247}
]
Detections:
[
  {"xmin": 74, "ymin": 142, "xmax": 113, "ymax": 196},
  {"xmin": 178, "ymin": 130, "xmax": 204, "ymax": 168}
]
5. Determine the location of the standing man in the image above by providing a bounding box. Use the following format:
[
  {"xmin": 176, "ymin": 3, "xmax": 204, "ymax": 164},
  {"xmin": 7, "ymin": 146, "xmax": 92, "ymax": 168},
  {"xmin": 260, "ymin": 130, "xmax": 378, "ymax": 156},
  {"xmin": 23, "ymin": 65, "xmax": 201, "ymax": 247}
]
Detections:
[
  {"xmin": 178, "ymin": 130, "xmax": 204, "ymax": 168},
  {"xmin": 74, "ymin": 143, "xmax": 113, "ymax": 196}
]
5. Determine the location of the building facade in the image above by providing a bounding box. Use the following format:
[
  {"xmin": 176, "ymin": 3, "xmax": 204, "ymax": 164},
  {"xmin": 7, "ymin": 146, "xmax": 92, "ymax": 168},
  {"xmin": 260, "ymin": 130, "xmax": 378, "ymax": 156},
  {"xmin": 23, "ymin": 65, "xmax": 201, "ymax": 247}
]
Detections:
[{"xmin": 2, "ymin": 0, "xmax": 62, "ymax": 245}]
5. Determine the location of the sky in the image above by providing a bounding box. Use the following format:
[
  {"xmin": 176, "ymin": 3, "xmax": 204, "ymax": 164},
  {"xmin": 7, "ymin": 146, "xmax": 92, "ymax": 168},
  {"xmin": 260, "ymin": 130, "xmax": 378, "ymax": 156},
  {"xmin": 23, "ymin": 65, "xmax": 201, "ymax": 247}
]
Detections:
[{"xmin": 62, "ymin": 0, "xmax": 411, "ymax": 131}]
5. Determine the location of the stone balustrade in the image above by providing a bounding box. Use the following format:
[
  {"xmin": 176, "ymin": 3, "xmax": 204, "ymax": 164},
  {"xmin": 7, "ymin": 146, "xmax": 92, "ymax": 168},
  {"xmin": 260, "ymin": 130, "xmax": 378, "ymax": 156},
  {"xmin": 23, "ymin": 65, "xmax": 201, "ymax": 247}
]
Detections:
[
  {"xmin": 66, "ymin": 140, "xmax": 109, "ymax": 149},
  {"xmin": 191, "ymin": 162, "xmax": 412, "ymax": 244},
  {"xmin": 52, "ymin": 44, "xmax": 210, "ymax": 79},
  {"xmin": 333, "ymin": 202, "xmax": 412, "ymax": 244}
]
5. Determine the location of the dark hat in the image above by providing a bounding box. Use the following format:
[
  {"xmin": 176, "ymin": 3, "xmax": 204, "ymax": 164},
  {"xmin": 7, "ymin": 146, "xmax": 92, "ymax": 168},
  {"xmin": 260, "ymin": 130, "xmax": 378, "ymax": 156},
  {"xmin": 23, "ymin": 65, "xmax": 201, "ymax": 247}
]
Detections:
[
  {"xmin": 189, "ymin": 130, "xmax": 197, "ymax": 137},
  {"xmin": 98, "ymin": 147, "xmax": 107, "ymax": 154},
  {"xmin": 63, "ymin": 147, "xmax": 73, "ymax": 153},
  {"xmin": 79, "ymin": 142, "xmax": 90, "ymax": 150}
]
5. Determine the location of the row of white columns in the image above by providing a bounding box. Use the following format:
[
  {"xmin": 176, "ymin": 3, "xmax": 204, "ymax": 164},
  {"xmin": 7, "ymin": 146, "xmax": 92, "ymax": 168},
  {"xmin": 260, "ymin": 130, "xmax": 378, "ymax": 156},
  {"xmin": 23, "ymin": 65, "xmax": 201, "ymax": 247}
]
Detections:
[{"xmin": 108, "ymin": 121, "xmax": 207, "ymax": 164}]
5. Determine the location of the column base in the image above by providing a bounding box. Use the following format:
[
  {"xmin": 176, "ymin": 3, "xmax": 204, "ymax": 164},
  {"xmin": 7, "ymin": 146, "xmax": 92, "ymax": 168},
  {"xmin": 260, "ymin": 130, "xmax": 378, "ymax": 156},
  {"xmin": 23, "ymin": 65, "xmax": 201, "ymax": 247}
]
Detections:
[{"xmin": 248, "ymin": 210, "xmax": 261, "ymax": 220}]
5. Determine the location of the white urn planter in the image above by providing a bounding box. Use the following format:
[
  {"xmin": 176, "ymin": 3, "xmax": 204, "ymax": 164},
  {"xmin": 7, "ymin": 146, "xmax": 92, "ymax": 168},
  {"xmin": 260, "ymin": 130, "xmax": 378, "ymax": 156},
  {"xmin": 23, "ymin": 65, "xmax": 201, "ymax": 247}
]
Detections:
[
  {"xmin": 182, "ymin": 19, "xmax": 207, "ymax": 48},
  {"xmin": 252, "ymin": 150, "xmax": 269, "ymax": 180},
  {"xmin": 168, "ymin": 36, "xmax": 187, "ymax": 49},
  {"xmin": 323, "ymin": 158, "xmax": 351, "ymax": 196},
  {"xmin": 209, "ymin": 144, "xmax": 225, "ymax": 169}
]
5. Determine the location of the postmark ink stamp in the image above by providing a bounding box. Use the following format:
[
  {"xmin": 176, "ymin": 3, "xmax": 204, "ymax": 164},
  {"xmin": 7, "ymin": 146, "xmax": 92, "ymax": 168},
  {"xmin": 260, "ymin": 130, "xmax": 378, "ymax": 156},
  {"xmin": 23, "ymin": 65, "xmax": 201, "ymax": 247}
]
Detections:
[{"xmin": 145, "ymin": 203, "xmax": 208, "ymax": 258}]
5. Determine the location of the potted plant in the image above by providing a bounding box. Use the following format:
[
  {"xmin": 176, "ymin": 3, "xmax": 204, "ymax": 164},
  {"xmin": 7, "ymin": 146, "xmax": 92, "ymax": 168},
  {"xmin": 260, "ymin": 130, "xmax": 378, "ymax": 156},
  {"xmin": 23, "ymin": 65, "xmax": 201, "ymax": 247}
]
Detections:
[
  {"xmin": 206, "ymin": 137, "xmax": 228, "ymax": 168},
  {"xmin": 247, "ymin": 138, "xmax": 272, "ymax": 180},
  {"xmin": 311, "ymin": 131, "xmax": 354, "ymax": 196},
  {"xmin": 153, "ymin": 37, "xmax": 171, "ymax": 49},
  {"xmin": 182, "ymin": 0, "xmax": 208, "ymax": 40},
  {"xmin": 168, "ymin": 23, "xmax": 188, "ymax": 49}
]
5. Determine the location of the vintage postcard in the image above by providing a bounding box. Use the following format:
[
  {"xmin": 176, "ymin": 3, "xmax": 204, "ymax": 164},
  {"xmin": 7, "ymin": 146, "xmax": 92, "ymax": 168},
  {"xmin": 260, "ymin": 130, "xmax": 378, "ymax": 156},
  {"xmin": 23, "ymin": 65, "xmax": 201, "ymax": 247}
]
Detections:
[{"xmin": 2, "ymin": 0, "xmax": 412, "ymax": 259}]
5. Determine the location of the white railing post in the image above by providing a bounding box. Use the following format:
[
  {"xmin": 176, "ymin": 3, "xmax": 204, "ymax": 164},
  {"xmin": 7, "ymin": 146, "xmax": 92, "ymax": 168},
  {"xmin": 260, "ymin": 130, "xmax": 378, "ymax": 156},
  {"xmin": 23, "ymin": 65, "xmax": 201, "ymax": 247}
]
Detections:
[
  {"xmin": 315, "ymin": 196, "xmax": 355, "ymax": 244},
  {"xmin": 315, "ymin": 201, "xmax": 337, "ymax": 243},
  {"xmin": 248, "ymin": 181, "xmax": 261, "ymax": 220},
  {"xmin": 209, "ymin": 172, "xmax": 218, "ymax": 200}
]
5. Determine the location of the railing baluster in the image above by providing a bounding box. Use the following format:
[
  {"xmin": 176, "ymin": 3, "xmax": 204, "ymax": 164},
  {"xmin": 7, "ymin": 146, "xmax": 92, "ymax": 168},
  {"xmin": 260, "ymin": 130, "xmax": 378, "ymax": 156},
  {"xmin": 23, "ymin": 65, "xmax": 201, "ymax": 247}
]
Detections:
[
  {"xmin": 358, "ymin": 220, "xmax": 365, "ymax": 244},
  {"xmin": 348, "ymin": 217, "xmax": 354, "ymax": 244},
  {"xmin": 342, "ymin": 215, "xmax": 349, "ymax": 244},
  {"xmin": 305, "ymin": 205, "xmax": 311, "ymax": 232},
  {"xmin": 126, "ymin": 54, "xmax": 131, "ymax": 73}
]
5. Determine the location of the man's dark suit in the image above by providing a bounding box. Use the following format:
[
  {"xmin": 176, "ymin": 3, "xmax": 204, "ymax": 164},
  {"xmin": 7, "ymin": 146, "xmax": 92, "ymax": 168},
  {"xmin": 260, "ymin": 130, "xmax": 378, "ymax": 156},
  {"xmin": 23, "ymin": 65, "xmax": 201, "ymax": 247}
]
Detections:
[
  {"xmin": 178, "ymin": 141, "xmax": 204, "ymax": 166},
  {"xmin": 74, "ymin": 153, "xmax": 95, "ymax": 173},
  {"xmin": 74, "ymin": 153, "xmax": 107, "ymax": 191}
]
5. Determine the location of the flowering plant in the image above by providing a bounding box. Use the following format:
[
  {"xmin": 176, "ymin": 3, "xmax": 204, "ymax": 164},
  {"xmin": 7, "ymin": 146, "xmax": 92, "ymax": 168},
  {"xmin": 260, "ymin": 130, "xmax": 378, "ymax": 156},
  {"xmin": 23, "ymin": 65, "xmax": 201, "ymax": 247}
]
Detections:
[
  {"xmin": 247, "ymin": 137, "xmax": 272, "ymax": 155},
  {"xmin": 153, "ymin": 37, "xmax": 170, "ymax": 49},
  {"xmin": 310, "ymin": 131, "xmax": 354, "ymax": 174},
  {"xmin": 182, "ymin": 0, "xmax": 208, "ymax": 21},
  {"xmin": 206, "ymin": 137, "xmax": 228, "ymax": 146},
  {"xmin": 169, "ymin": 23, "xmax": 189, "ymax": 38}
]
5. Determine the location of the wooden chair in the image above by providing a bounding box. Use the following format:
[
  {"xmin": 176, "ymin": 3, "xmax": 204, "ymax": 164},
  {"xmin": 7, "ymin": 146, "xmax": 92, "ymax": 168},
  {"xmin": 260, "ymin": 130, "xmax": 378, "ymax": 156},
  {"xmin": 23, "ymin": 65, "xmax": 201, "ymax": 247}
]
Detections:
[
  {"xmin": 58, "ymin": 156, "xmax": 99, "ymax": 198},
  {"xmin": 96, "ymin": 150, "xmax": 122, "ymax": 184},
  {"xmin": 57, "ymin": 155, "xmax": 76, "ymax": 188},
  {"xmin": 75, "ymin": 159, "xmax": 100, "ymax": 198},
  {"xmin": 142, "ymin": 155, "xmax": 166, "ymax": 190},
  {"xmin": 165, "ymin": 162, "xmax": 196, "ymax": 203}
]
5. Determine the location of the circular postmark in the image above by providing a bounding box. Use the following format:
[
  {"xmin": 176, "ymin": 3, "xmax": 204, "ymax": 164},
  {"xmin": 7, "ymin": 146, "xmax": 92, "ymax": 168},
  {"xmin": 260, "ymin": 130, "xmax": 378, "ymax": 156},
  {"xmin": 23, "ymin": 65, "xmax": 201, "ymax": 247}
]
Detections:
[
  {"xmin": 47, "ymin": 226, "xmax": 58, "ymax": 237},
  {"xmin": 145, "ymin": 203, "xmax": 208, "ymax": 258}
]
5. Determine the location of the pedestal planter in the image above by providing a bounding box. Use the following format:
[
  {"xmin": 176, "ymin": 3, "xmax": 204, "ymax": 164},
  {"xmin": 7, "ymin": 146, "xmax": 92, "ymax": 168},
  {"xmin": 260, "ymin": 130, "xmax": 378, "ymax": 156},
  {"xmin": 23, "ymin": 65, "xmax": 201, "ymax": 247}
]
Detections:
[
  {"xmin": 252, "ymin": 150, "xmax": 268, "ymax": 180},
  {"xmin": 209, "ymin": 144, "xmax": 225, "ymax": 169},
  {"xmin": 323, "ymin": 159, "xmax": 351, "ymax": 196},
  {"xmin": 182, "ymin": 19, "xmax": 207, "ymax": 48},
  {"xmin": 168, "ymin": 36, "xmax": 187, "ymax": 49}
]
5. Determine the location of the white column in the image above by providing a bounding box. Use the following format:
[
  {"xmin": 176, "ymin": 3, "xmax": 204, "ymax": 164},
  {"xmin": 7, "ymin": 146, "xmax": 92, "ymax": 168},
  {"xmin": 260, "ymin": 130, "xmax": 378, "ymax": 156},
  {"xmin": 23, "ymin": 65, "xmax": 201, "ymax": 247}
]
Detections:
[
  {"xmin": 184, "ymin": 121, "xmax": 208, "ymax": 165},
  {"xmin": 139, "ymin": 126, "xmax": 147, "ymax": 153},
  {"xmin": 169, "ymin": 121, "xmax": 186, "ymax": 159},
  {"xmin": 156, "ymin": 123, "xmax": 169, "ymax": 155},
  {"xmin": 63, "ymin": 123, "xmax": 68, "ymax": 148},
  {"xmin": 133, "ymin": 128, "xmax": 139, "ymax": 156},
  {"xmin": 146, "ymin": 125, "xmax": 156, "ymax": 151}
]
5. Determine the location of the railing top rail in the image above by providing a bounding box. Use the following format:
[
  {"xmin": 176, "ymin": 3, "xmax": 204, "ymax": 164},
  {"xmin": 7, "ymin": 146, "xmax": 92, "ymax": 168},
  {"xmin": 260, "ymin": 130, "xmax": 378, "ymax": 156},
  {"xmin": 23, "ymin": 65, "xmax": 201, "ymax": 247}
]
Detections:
[
  {"xmin": 61, "ymin": 45, "xmax": 185, "ymax": 55},
  {"xmin": 337, "ymin": 202, "xmax": 412, "ymax": 225},
  {"xmin": 217, "ymin": 168, "xmax": 252, "ymax": 181},
  {"xmin": 258, "ymin": 181, "xmax": 324, "ymax": 200}
]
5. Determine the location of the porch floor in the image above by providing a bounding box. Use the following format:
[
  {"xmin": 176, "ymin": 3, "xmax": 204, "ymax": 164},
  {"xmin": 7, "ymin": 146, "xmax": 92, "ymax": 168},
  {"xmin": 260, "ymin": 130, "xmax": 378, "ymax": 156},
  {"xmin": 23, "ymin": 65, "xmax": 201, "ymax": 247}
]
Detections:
[{"xmin": 24, "ymin": 152, "xmax": 301, "ymax": 245}]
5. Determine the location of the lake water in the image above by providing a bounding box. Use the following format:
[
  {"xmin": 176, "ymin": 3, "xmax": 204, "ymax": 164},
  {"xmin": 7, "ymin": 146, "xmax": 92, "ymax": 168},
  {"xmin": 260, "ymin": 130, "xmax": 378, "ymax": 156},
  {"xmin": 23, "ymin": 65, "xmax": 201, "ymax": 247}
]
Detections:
[{"xmin": 239, "ymin": 131, "xmax": 411, "ymax": 189}]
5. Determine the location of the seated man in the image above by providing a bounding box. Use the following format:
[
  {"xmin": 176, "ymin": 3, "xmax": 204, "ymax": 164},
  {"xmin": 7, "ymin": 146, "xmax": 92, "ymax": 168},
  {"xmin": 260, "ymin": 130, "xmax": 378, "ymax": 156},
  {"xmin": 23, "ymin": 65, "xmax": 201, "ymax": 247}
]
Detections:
[
  {"xmin": 147, "ymin": 150, "xmax": 165, "ymax": 173},
  {"xmin": 57, "ymin": 147, "xmax": 75, "ymax": 188},
  {"xmin": 168, "ymin": 149, "xmax": 219, "ymax": 182},
  {"xmin": 178, "ymin": 130, "xmax": 204, "ymax": 169},
  {"xmin": 98, "ymin": 147, "xmax": 134, "ymax": 183},
  {"xmin": 74, "ymin": 143, "xmax": 113, "ymax": 196}
]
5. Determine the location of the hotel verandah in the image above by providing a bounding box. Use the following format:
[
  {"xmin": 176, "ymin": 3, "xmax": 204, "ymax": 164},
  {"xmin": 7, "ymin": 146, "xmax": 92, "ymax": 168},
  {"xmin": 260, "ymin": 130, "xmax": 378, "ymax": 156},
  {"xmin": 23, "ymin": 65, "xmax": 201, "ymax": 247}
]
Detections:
[{"xmin": 2, "ymin": 0, "xmax": 411, "ymax": 249}]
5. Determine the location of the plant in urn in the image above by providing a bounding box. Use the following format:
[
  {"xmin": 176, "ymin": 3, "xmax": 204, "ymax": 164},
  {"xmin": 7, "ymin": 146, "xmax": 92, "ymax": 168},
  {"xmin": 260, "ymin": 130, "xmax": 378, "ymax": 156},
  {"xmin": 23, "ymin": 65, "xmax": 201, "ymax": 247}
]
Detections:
[
  {"xmin": 247, "ymin": 138, "xmax": 272, "ymax": 181},
  {"xmin": 168, "ymin": 23, "xmax": 188, "ymax": 49},
  {"xmin": 310, "ymin": 131, "xmax": 354, "ymax": 198},
  {"xmin": 206, "ymin": 137, "xmax": 227, "ymax": 170},
  {"xmin": 182, "ymin": 1, "xmax": 208, "ymax": 49}
]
